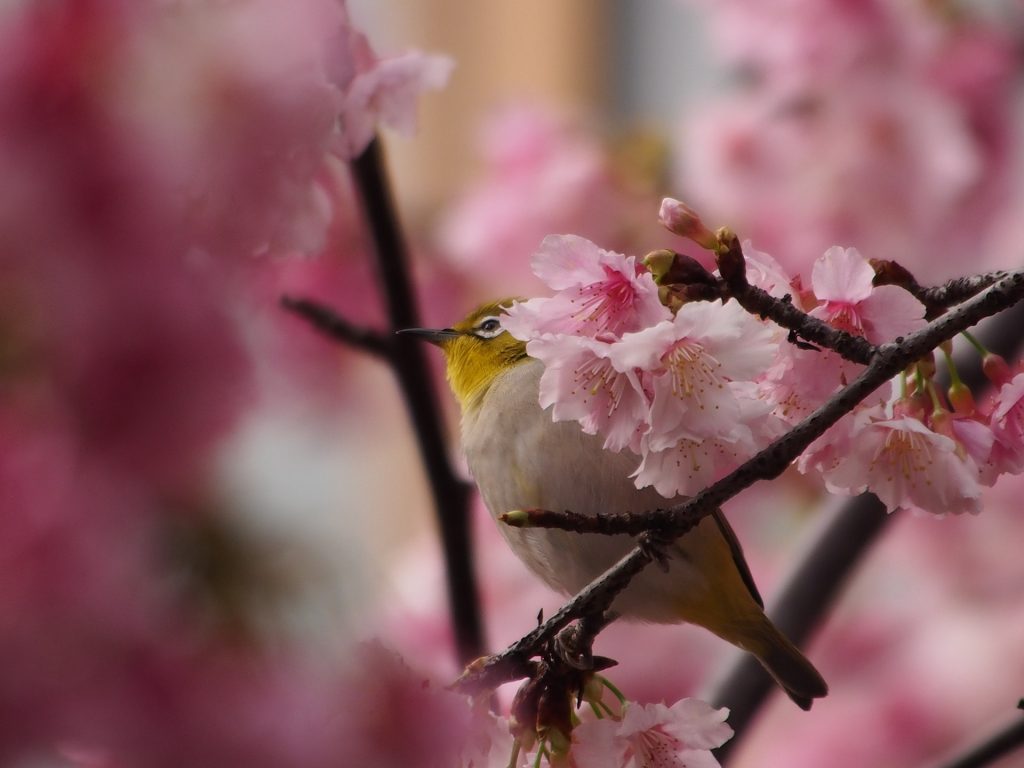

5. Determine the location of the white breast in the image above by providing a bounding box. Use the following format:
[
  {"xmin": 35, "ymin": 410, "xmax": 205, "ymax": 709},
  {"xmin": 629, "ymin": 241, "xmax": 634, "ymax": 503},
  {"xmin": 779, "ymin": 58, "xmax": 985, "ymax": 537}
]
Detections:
[{"xmin": 461, "ymin": 359, "xmax": 713, "ymax": 622}]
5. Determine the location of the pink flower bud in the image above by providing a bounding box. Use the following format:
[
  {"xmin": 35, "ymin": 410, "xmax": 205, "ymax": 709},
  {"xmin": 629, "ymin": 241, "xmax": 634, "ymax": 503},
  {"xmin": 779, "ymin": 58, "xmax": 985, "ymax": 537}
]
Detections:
[
  {"xmin": 948, "ymin": 381, "xmax": 976, "ymax": 415},
  {"xmin": 983, "ymin": 352, "xmax": 1013, "ymax": 388},
  {"xmin": 658, "ymin": 198, "xmax": 718, "ymax": 250}
]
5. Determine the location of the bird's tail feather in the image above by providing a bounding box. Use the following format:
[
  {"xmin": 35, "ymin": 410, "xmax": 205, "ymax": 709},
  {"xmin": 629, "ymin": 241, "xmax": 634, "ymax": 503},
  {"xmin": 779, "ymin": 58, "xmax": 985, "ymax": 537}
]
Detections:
[{"xmin": 741, "ymin": 616, "xmax": 828, "ymax": 710}]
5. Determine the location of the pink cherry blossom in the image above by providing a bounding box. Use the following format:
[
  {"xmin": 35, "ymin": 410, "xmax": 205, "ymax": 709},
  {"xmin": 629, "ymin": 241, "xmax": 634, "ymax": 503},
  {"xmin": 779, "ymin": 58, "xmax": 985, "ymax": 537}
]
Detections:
[
  {"xmin": 762, "ymin": 246, "xmax": 923, "ymax": 425},
  {"xmin": 658, "ymin": 197, "xmax": 717, "ymax": 250},
  {"xmin": 796, "ymin": 413, "xmax": 858, "ymax": 490},
  {"xmin": 742, "ymin": 241, "xmax": 796, "ymax": 298},
  {"xmin": 986, "ymin": 372, "xmax": 1024, "ymax": 475},
  {"xmin": 946, "ymin": 415, "xmax": 999, "ymax": 487},
  {"xmin": 502, "ymin": 235, "xmax": 671, "ymax": 339},
  {"xmin": 609, "ymin": 302, "xmax": 777, "ymax": 448},
  {"xmin": 820, "ymin": 412, "xmax": 982, "ymax": 514},
  {"xmin": 571, "ymin": 698, "xmax": 731, "ymax": 768},
  {"xmin": 527, "ymin": 334, "xmax": 650, "ymax": 454},
  {"xmin": 437, "ymin": 105, "xmax": 652, "ymax": 292},
  {"xmin": 809, "ymin": 246, "xmax": 926, "ymax": 344},
  {"xmin": 678, "ymin": 3, "xmax": 1017, "ymax": 280},
  {"xmin": 47, "ymin": 0, "xmax": 451, "ymax": 261},
  {"xmin": 632, "ymin": 391, "xmax": 781, "ymax": 498},
  {"xmin": 334, "ymin": 45, "xmax": 454, "ymax": 160}
]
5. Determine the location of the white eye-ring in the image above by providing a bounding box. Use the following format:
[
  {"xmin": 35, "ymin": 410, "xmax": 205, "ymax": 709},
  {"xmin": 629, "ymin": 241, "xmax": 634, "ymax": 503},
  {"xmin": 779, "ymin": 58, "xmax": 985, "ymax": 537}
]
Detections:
[{"xmin": 473, "ymin": 316, "xmax": 504, "ymax": 339}]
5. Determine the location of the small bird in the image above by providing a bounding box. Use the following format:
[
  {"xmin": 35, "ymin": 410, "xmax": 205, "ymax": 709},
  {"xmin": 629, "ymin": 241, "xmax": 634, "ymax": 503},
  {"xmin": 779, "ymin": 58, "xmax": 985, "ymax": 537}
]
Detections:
[{"xmin": 403, "ymin": 299, "xmax": 828, "ymax": 709}]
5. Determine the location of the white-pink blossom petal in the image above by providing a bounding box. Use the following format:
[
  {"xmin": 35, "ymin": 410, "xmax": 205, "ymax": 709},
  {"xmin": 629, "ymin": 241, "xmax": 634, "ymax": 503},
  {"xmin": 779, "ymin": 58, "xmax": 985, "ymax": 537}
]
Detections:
[
  {"xmin": 824, "ymin": 415, "xmax": 982, "ymax": 514},
  {"xmin": 336, "ymin": 50, "xmax": 453, "ymax": 159},
  {"xmin": 505, "ymin": 237, "xmax": 670, "ymax": 339},
  {"xmin": 812, "ymin": 246, "xmax": 876, "ymax": 303},
  {"xmin": 527, "ymin": 334, "xmax": 650, "ymax": 453},
  {"xmin": 988, "ymin": 372, "xmax": 1024, "ymax": 474},
  {"xmin": 858, "ymin": 285, "xmax": 927, "ymax": 343},
  {"xmin": 572, "ymin": 699, "xmax": 730, "ymax": 768},
  {"xmin": 531, "ymin": 234, "xmax": 609, "ymax": 290}
]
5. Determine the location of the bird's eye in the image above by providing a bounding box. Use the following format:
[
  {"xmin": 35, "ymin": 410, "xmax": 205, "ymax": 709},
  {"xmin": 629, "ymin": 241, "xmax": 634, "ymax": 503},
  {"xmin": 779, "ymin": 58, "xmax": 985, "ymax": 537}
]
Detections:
[{"xmin": 474, "ymin": 316, "xmax": 503, "ymax": 338}]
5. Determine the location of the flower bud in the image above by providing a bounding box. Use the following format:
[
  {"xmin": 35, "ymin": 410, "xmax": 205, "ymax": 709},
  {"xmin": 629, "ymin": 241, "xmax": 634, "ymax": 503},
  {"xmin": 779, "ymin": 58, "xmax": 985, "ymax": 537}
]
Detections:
[
  {"xmin": 714, "ymin": 229, "xmax": 747, "ymax": 287},
  {"xmin": 643, "ymin": 249, "xmax": 676, "ymax": 283},
  {"xmin": 658, "ymin": 198, "xmax": 718, "ymax": 250},
  {"xmin": 930, "ymin": 407, "xmax": 952, "ymax": 437},
  {"xmin": 916, "ymin": 352, "xmax": 936, "ymax": 381},
  {"xmin": 948, "ymin": 380, "xmax": 976, "ymax": 415},
  {"xmin": 642, "ymin": 249, "xmax": 716, "ymax": 287},
  {"xmin": 500, "ymin": 509, "xmax": 531, "ymax": 527},
  {"xmin": 983, "ymin": 352, "xmax": 1012, "ymax": 388},
  {"xmin": 509, "ymin": 676, "xmax": 543, "ymax": 750}
]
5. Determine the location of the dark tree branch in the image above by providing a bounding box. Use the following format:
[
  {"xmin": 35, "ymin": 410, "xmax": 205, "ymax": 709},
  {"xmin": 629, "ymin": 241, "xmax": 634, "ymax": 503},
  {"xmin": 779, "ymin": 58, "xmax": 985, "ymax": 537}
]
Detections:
[
  {"xmin": 871, "ymin": 260, "xmax": 1012, "ymax": 320},
  {"xmin": 929, "ymin": 706, "xmax": 1024, "ymax": 768},
  {"xmin": 729, "ymin": 281, "xmax": 875, "ymax": 363},
  {"xmin": 453, "ymin": 531, "xmax": 666, "ymax": 693},
  {"xmin": 287, "ymin": 137, "xmax": 484, "ymax": 664},
  {"xmin": 499, "ymin": 507, "xmax": 660, "ymax": 536},
  {"xmin": 916, "ymin": 271, "xmax": 1012, "ymax": 314},
  {"xmin": 715, "ymin": 239, "xmax": 875, "ymax": 364},
  {"xmin": 280, "ymin": 296, "xmax": 393, "ymax": 358},
  {"xmin": 349, "ymin": 138, "xmax": 484, "ymax": 664},
  {"xmin": 454, "ymin": 270, "xmax": 1024, "ymax": 694}
]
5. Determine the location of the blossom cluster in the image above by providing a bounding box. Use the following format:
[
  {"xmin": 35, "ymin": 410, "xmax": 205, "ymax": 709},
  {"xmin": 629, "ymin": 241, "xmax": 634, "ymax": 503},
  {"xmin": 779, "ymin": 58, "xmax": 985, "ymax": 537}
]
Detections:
[
  {"xmin": 463, "ymin": 672, "xmax": 732, "ymax": 768},
  {"xmin": 503, "ymin": 199, "xmax": 1024, "ymax": 515}
]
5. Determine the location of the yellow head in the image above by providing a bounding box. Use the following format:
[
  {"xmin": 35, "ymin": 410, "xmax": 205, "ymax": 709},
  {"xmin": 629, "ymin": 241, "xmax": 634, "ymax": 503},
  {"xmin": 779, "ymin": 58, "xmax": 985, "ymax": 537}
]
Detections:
[{"xmin": 402, "ymin": 298, "xmax": 527, "ymax": 414}]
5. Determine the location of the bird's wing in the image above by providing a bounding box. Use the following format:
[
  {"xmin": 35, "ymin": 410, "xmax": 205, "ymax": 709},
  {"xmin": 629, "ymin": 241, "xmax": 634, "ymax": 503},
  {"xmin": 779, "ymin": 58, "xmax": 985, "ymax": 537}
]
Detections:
[{"xmin": 711, "ymin": 510, "xmax": 764, "ymax": 609}]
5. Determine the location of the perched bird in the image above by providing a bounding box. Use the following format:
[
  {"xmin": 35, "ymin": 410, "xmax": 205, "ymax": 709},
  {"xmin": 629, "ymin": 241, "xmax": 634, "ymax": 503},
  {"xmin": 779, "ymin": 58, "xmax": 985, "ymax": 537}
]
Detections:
[{"xmin": 403, "ymin": 299, "xmax": 827, "ymax": 709}]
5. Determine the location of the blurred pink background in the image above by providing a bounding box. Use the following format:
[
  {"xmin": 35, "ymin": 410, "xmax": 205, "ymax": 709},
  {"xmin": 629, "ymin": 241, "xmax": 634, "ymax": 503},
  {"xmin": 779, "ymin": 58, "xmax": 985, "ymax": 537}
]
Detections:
[{"xmin": 3, "ymin": 1, "xmax": 1024, "ymax": 766}]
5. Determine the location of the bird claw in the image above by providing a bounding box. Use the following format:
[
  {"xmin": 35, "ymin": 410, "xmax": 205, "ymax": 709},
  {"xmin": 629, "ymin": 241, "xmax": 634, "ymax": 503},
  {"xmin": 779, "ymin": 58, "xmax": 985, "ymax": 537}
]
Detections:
[
  {"xmin": 555, "ymin": 624, "xmax": 594, "ymax": 670},
  {"xmin": 639, "ymin": 533, "xmax": 673, "ymax": 572}
]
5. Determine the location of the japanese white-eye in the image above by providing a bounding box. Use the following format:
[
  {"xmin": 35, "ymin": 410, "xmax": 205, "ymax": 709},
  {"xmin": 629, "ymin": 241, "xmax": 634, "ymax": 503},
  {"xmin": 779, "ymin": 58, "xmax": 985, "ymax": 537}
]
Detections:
[{"xmin": 404, "ymin": 299, "xmax": 828, "ymax": 709}]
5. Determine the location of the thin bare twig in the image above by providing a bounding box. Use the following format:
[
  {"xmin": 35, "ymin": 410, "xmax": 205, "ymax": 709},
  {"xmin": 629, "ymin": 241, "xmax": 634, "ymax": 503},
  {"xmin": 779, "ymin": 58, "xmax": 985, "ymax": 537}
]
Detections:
[
  {"xmin": 287, "ymin": 137, "xmax": 484, "ymax": 664},
  {"xmin": 871, "ymin": 260, "xmax": 1012, "ymax": 319},
  {"xmin": 280, "ymin": 296, "xmax": 393, "ymax": 358},
  {"xmin": 352, "ymin": 138, "xmax": 483, "ymax": 663},
  {"xmin": 454, "ymin": 270, "xmax": 1024, "ymax": 693},
  {"xmin": 917, "ymin": 271, "xmax": 1012, "ymax": 313},
  {"xmin": 717, "ymin": 236, "xmax": 875, "ymax": 363},
  {"xmin": 499, "ymin": 508, "xmax": 660, "ymax": 535}
]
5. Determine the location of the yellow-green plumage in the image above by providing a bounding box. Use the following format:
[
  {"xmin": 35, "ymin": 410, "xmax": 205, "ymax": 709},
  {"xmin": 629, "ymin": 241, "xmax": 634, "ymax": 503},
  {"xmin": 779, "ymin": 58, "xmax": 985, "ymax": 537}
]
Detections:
[
  {"xmin": 425, "ymin": 299, "xmax": 827, "ymax": 709},
  {"xmin": 443, "ymin": 299, "xmax": 529, "ymax": 412}
]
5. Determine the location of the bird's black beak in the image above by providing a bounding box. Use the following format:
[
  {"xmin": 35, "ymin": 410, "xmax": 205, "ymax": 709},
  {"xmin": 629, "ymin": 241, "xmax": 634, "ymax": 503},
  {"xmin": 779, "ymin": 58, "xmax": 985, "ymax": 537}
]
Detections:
[{"xmin": 397, "ymin": 327, "xmax": 461, "ymax": 346}]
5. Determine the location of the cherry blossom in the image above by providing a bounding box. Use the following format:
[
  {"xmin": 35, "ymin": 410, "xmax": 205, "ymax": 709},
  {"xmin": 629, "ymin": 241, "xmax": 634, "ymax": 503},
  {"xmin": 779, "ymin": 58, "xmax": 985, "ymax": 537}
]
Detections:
[
  {"xmin": 502, "ymin": 235, "xmax": 670, "ymax": 339},
  {"xmin": 679, "ymin": 1, "xmax": 1017, "ymax": 279},
  {"xmin": 632, "ymin": 397, "xmax": 780, "ymax": 498},
  {"xmin": 571, "ymin": 699, "xmax": 731, "ymax": 768},
  {"xmin": 986, "ymin": 372, "xmax": 1024, "ymax": 475},
  {"xmin": 819, "ymin": 411, "xmax": 983, "ymax": 515},
  {"xmin": 334, "ymin": 40, "xmax": 454, "ymax": 160},
  {"xmin": 741, "ymin": 241, "xmax": 796, "ymax": 298},
  {"xmin": 438, "ymin": 106, "xmax": 651, "ymax": 292},
  {"xmin": 46, "ymin": 0, "xmax": 451, "ymax": 260},
  {"xmin": 809, "ymin": 247, "xmax": 926, "ymax": 344},
  {"xmin": 527, "ymin": 334, "xmax": 650, "ymax": 454},
  {"xmin": 762, "ymin": 247, "xmax": 924, "ymax": 425},
  {"xmin": 610, "ymin": 302, "xmax": 776, "ymax": 451}
]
